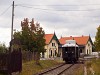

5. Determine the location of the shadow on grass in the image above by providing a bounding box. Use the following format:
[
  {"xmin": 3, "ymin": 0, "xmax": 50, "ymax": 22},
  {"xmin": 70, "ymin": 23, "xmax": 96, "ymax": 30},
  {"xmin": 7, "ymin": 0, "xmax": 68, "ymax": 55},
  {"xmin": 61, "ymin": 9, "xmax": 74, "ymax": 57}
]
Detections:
[{"xmin": 36, "ymin": 62, "xmax": 43, "ymax": 69}]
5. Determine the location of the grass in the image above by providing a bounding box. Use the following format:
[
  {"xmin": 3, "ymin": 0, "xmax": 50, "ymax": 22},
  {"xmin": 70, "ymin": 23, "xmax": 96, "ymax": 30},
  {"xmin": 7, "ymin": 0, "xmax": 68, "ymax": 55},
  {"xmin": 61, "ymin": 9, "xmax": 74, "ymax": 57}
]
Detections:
[
  {"xmin": 85, "ymin": 61, "xmax": 92, "ymax": 75},
  {"xmin": 19, "ymin": 60, "xmax": 63, "ymax": 75},
  {"xmin": 20, "ymin": 58, "xmax": 100, "ymax": 75},
  {"xmin": 22, "ymin": 59, "xmax": 100, "ymax": 75},
  {"xmin": 74, "ymin": 64, "xmax": 84, "ymax": 75},
  {"xmin": 85, "ymin": 58, "xmax": 100, "ymax": 75},
  {"xmin": 91, "ymin": 58, "xmax": 100, "ymax": 75},
  {"xmin": 0, "ymin": 60, "xmax": 63, "ymax": 75},
  {"xmin": 74, "ymin": 58, "xmax": 100, "ymax": 75}
]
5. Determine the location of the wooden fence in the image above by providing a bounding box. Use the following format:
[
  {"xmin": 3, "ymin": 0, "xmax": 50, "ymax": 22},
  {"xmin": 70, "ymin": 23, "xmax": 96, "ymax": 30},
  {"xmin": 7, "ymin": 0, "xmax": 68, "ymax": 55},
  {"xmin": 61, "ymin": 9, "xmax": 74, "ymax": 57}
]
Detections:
[{"xmin": 0, "ymin": 50, "xmax": 22, "ymax": 75}]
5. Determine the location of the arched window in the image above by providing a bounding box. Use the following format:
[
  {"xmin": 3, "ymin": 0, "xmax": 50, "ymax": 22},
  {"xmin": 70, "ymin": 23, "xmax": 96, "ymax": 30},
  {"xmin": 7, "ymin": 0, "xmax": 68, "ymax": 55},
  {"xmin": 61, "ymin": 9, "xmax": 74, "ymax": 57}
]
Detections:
[
  {"xmin": 87, "ymin": 49, "xmax": 88, "ymax": 54},
  {"xmin": 55, "ymin": 50, "xmax": 56, "ymax": 56},
  {"xmin": 51, "ymin": 50, "xmax": 52, "ymax": 56}
]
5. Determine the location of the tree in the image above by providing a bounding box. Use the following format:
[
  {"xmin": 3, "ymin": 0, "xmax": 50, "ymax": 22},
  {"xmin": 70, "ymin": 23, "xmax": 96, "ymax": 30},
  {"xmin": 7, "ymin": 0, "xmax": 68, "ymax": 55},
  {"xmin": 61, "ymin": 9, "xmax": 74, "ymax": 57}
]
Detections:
[
  {"xmin": 14, "ymin": 18, "xmax": 46, "ymax": 64},
  {"xmin": 94, "ymin": 25, "xmax": 100, "ymax": 52},
  {"xmin": 21, "ymin": 18, "xmax": 32, "ymax": 51},
  {"xmin": 0, "ymin": 43, "xmax": 7, "ymax": 53}
]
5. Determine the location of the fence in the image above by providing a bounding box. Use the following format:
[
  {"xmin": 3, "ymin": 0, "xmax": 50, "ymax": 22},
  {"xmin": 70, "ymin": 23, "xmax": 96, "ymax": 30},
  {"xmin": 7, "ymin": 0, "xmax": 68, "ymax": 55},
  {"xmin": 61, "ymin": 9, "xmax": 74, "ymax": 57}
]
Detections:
[{"xmin": 0, "ymin": 50, "xmax": 22, "ymax": 74}]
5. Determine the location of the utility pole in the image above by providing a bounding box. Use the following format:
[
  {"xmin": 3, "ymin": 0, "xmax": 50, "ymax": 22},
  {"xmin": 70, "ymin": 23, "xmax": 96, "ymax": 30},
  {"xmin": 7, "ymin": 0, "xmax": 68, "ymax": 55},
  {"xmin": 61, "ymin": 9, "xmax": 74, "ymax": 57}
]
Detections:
[
  {"xmin": 11, "ymin": 1, "xmax": 14, "ymax": 52},
  {"xmin": 11, "ymin": 1, "xmax": 14, "ymax": 41}
]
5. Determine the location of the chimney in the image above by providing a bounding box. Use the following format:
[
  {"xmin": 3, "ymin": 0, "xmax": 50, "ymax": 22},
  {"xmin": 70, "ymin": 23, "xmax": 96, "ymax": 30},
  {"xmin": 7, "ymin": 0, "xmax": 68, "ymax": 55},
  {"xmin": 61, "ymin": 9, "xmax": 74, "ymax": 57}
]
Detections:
[{"xmin": 70, "ymin": 36, "xmax": 72, "ymax": 37}]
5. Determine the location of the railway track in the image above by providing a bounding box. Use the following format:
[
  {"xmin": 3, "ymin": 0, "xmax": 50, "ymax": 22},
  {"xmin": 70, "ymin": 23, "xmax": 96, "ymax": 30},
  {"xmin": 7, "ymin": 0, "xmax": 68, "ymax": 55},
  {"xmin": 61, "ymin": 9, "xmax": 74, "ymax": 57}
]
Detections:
[
  {"xmin": 57, "ymin": 64, "xmax": 74, "ymax": 75},
  {"xmin": 35, "ymin": 63, "xmax": 74, "ymax": 75}
]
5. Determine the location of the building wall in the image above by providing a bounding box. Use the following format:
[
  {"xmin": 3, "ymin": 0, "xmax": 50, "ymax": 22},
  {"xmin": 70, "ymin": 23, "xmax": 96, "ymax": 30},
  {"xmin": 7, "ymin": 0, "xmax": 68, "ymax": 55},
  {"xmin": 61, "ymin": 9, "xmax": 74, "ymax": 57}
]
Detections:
[
  {"xmin": 79, "ymin": 47, "xmax": 85, "ymax": 54},
  {"xmin": 44, "ymin": 39, "xmax": 58, "ymax": 58},
  {"xmin": 58, "ymin": 47, "xmax": 62, "ymax": 57},
  {"xmin": 85, "ymin": 41, "xmax": 92, "ymax": 55}
]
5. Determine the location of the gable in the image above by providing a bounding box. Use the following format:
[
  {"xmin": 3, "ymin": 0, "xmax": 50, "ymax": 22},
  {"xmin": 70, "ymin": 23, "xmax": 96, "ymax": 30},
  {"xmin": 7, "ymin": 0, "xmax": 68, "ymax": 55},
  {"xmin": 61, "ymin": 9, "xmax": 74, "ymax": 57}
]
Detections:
[
  {"xmin": 44, "ymin": 34, "xmax": 53, "ymax": 44},
  {"xmin": 50, "ymin": 33, "xmax": 60, "ymax": 44},
  {"xmin": 44, "ymin": 33, "xmax": 60, "ymax": 45},
  {"xmin": 74, "ymin": 36, "xmax": 89, "ymax": 45}
]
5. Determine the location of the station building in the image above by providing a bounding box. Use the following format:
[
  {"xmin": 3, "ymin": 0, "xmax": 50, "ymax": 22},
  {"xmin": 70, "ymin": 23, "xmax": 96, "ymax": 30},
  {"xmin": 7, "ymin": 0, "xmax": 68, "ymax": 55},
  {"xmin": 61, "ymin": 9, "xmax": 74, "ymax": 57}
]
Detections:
[
  {"xmin": 43, "ymin": 33, "xmax": 93, "ymax": 58},
  {"xmin": 43, "ymin": 33, "xmax": 60, "ymax": 58}
]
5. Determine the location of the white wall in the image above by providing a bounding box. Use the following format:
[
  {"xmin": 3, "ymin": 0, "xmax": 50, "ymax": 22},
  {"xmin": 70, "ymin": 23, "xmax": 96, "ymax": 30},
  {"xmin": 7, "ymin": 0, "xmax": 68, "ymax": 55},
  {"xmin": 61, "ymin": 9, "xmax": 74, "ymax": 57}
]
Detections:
[
  {"xmin": 85, "ymin": 41, "xmax": 92, "ymax": 55},
  {"xmin": 44, "ymin": 39, "xmax": 58, "ymax": 58}
]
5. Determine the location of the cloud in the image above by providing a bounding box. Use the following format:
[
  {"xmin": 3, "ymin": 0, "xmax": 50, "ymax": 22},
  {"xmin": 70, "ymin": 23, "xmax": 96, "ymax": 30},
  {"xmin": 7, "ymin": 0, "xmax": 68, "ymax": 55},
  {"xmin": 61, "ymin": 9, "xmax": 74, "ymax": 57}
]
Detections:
[
  {"xmin": 0, "ymin": 28, "xmax": 11, "ymax": 46},
  {"xmin": 1, "ymin": 0, "xmax": 100, "ymax": 46}
]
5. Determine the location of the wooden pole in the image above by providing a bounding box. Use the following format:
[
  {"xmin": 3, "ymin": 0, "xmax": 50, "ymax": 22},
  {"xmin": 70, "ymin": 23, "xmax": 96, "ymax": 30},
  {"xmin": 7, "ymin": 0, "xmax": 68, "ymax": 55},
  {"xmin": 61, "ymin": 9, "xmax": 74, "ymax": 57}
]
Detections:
[
  {"xmin": 11, "ymin": 1, "xmax": 14, "ymax": 41},
  {"xmin": 11, "ymin": 1, "xmax": 14, "ymax": 52}
]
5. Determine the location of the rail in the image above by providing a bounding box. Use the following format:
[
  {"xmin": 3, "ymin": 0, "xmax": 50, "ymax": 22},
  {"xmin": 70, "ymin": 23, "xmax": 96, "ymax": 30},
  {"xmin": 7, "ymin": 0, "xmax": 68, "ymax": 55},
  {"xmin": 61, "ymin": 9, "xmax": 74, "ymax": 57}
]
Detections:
[
  {"xmin": 57, "ymin": 64, "xmax": 74, "ymax": 75},
  {"xmin": 35, "ymin": 63, "xmax": 74, "ymax": 75}
]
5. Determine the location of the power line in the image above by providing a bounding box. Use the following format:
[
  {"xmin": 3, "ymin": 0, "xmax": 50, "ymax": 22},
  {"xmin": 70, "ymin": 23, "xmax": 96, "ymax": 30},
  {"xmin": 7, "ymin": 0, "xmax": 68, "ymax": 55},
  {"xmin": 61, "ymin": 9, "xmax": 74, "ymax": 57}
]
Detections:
[
  {"xmin": 0, "ymin": 5, "xmax": 12, "ymax": 16},
  {"xmin": 17, "ymin": 5, "xmax": 100, "ymax": 11},
  {"xmin": 0, "ymin": 4, "xmax": 99, "ymax": 19},
  {"xmin": 1, "ymin": 3, "xmax": 100, "ymax": 17},
  {"xmin": 15, "ymin": 4, "xmax": 100, "ymax": 18},
  {"xmin": 16, "ymin": 4, "xmax": 100, "ymax": 6},
  {"xmin": 17, "ymin": 5, "xmax": 53, "ymax": 11}
]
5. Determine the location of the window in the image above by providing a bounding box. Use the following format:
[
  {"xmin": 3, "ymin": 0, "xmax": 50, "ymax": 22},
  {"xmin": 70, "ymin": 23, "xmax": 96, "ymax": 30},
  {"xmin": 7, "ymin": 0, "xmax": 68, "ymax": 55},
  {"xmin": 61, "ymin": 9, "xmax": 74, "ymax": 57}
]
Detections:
[
  {"xmin": 51, "ymin": 50, "xmax": 52, "ymax": 56},
  {"xmin": 88, "ymin": 43, "xmax": 90, "ymax": 46},
  {"xmin": 87, "ymin": 49, "xmax": 88, "ymax": 54},
  {"xmin": 52, "ymin": 43, "xmax": 55, "ymax": 46},
  {"xmin": 55, "ymin": 50, "xmax": 56, "ymax": 56}
]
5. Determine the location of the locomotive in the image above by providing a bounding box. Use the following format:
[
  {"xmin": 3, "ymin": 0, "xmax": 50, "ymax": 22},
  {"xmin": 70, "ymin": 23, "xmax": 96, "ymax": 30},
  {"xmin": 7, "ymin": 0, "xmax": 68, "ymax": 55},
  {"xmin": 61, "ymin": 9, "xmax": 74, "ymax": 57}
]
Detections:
[{"xmin": 62, "ymin": 40, "xmax": 80, "ymax": 63}]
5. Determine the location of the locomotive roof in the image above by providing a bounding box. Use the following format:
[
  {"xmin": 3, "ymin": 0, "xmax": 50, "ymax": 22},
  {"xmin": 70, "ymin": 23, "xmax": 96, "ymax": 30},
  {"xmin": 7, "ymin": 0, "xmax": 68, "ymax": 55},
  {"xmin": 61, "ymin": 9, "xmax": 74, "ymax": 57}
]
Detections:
[{"xmin": 62, "ymin": 40, "xmax": 78, "ymax": 47}]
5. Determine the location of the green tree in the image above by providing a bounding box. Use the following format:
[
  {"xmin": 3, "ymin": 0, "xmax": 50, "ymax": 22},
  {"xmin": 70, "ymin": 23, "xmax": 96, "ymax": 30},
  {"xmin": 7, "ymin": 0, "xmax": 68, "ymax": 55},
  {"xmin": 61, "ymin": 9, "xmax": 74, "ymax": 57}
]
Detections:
[
  {"xmin": 94, "ymin": 25, "xmax": 100, "ymax": 52},
  {"xmin": 21, "ymin": 18, "xmax": 32, "ymax": 51},
  {"xmin": 14, "ymin": 18, "xmax": 46, "ymax": 64}
]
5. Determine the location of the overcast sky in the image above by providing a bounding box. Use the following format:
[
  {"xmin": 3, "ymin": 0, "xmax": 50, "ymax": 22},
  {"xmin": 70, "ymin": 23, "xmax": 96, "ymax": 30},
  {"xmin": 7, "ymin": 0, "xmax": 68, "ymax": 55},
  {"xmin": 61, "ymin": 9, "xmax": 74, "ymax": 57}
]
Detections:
[{"xmin": 0, "ymin": 0, "xmax": 100, "ymax": 46}]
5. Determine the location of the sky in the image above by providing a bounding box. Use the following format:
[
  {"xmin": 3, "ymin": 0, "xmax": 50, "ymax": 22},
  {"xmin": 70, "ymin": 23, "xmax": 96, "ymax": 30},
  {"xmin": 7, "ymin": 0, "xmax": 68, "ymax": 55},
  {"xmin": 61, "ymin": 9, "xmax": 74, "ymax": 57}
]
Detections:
[{"xmin": 0, "ymin": 0, "xmax": 100, "ymax": 46}]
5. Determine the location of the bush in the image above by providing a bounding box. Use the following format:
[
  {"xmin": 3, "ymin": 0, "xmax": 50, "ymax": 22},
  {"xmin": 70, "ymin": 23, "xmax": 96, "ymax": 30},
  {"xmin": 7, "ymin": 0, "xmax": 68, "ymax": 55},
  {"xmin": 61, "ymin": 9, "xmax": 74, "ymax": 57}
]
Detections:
[{"xmin": 0, "ymin": 43, "xmax": 7, "ymax": 53}]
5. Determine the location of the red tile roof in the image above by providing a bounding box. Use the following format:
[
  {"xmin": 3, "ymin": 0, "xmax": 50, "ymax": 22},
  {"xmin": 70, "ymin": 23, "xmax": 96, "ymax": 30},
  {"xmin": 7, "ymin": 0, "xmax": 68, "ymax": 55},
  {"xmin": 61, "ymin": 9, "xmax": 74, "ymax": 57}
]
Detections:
[
  {"xmin": 44, "ymin": 34, "xmax": 54, "ymax": 44},
  {"xmin": 59, "ymin": 36, "xmax": 89, "ymax": 45}
]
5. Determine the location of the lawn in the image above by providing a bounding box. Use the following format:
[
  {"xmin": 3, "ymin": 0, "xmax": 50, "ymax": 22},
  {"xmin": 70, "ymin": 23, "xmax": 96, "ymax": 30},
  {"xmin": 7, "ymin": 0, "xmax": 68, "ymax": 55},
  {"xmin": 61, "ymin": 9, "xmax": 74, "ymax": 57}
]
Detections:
[
  {"xmin": 1, "ymin": 58, "xmax": 99, "ymax": 75},
  {"xmin": 20, "ymin": 58, "xmax": 100, "ymax": 75},
  {"xmin": 84, "ymin": 58, "xmax": 100, "ymax": 75},
  {"xmin": 19, "ymin": 60, "xmax": 63, "ymax": 75},
  {"xmin": 91, "ymin": 58, "xmax": 100, "ymax": 75},
  {"xmin": 74, "ymin": 64, "xmax": 84, "ymax": 75},
  {"xmin": 0, "ymin": 59, "xmax": 63, "ymax": 75}
]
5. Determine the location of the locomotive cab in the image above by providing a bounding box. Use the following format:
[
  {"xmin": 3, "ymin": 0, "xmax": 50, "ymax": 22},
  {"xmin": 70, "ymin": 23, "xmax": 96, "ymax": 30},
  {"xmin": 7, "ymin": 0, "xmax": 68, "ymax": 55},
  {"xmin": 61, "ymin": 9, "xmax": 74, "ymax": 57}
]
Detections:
[{"xmin": 62, "ymin": 40, "xmax": 80, "ymax": 63}]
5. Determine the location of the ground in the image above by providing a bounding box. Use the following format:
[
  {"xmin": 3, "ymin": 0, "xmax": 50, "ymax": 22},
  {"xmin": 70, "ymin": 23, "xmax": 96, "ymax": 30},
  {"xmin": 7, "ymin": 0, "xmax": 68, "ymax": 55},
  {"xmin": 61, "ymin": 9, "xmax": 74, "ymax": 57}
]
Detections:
[
  {"xmin": 75, "ymin": 58, "xmax": 100, "ymax": 75},
  {"xmin": 20, "ymin": 60, "xmax": 63, "ymax": 75},
  {"xmin": 0, "ymin": 58, "xmax": 100, "ymax": 75}
]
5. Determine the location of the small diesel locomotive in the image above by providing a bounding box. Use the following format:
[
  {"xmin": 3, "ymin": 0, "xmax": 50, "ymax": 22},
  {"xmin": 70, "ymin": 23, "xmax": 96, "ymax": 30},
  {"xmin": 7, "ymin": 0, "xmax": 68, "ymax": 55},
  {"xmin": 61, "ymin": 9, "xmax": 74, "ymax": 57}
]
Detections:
[{"xmin": 62, "ymin": 40, "xmax": 80, "ymax": 63}]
